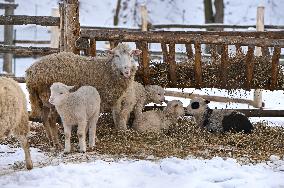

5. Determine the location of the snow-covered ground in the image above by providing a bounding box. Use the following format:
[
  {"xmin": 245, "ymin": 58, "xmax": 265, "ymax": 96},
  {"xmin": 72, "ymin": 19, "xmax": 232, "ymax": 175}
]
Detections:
[{"xmin": 0, "ymin": 146, "xmax": 283, "ymax": 188}]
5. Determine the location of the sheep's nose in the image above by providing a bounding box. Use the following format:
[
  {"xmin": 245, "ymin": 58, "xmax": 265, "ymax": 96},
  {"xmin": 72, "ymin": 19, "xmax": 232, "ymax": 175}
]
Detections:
[{"xmin": 49, "ymin": 98, "xmax": 54, "ymax": 104}]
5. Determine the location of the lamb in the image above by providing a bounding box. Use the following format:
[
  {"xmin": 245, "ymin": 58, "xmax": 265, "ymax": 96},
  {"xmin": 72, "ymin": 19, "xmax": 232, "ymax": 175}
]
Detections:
[
  {"xmin": 133, "ymin": 100, "xmax": 184, "ymax": 133},
  {"xmin": 49, "ymin": 82, "xmax": 100, "ymax": 153},
  {"xmin": 112, "ymin": 81, "xmax": 165, "ymax": 130},
  {"xmin": 26, "ymin": 43, "xmax": 141, "ymax": 148},
  {"xmin": 0, "ymin": 77, "xmax": 33, "ymax": 169},
  {"xmin": 186, "ymin": 97, "xmax": 253, "ymax": 133}
]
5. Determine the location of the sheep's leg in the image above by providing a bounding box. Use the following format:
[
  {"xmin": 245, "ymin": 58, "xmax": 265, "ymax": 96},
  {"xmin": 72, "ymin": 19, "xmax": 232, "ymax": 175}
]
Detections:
[
  {"xmin": 112, "ymin": 105, "xmax": 120, "ymax": 129},
  {"xmin": 48, "ymin": 108, "xmax": 62, "ymax": 150},
  {"xmin": 77, "ymin": 121, "xmax": 87, "ymax": 153},
  {"xmin": 63, "ymin": 124, "xmax": 72, "ymax": 153},
  {"xmin": 18, "ymin": 135, "xmax": 33, "ymax": 170},
  {"xmin": 117, "ymin": 108, "xmax": 130, "ymax": 130},
  {"xmin": 132, "ymin": 104, "xmax": 144, "ymax": 129},
  {"xmin": 42, "ymin": 106, "xmax": 53, "ymax": 146},
  {"xmin": 88, "ymin": 112, "xmax": 99, "ymax": 149}
]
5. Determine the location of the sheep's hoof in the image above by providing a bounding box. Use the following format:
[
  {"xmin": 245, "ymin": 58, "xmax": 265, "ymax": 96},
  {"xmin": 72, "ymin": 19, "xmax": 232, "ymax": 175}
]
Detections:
[
  {"xmin": 26, "ymin": 162, "xmax": 33, "ymax": 170},
  {"xmin": 63, "ymin": 149, "xmax": 71, "ymax": 154},
  {"xmin": 88, "ymin": 146, "xmax": 96, "ymax": 152}
]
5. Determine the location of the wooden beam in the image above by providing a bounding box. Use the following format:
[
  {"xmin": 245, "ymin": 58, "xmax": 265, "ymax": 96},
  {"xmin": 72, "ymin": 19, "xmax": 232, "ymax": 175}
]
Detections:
[
  {"xmin": 80, "ymin": 29, "xmax": 284, "ymax": 47},
  {"xmin": 0, "ymin": 15, "xmax": 59, "ymax": 26},
  {"xmin": 0, "ymin": 44, "xmax": 59, "ymax": 55},
  {"xmin": 194, "ymin": 42, "xmax": 202, "ymax": 88},
  {"xmin": 245, "ymin": 45, "xmax": 254, "ymax": 89},
  {"xmin": 220, "ymin": 45, "xmax": 228, "ymax": 88},
  {"xmin": 270, "ymin": 46, "xmax": 281, "ymax": 90},
  {"xmin": 0, "ymin": 3, "xmax": 18, "ymax": 9}
]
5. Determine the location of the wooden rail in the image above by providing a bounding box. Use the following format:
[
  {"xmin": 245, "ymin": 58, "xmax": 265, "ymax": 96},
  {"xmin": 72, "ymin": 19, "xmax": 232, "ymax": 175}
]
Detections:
[
  {"xmin": 80, "ymin": 29, "xmax": 284, "ymax": 47},
  {"xmin": 0, "ymin": 45, "xmax": 59, "ymax": 55},
  {"xmin": 0, "ymin": 15, "xmax": 60, "ymax": 26},
  {"xmin": 150, "ymin": 24, "xmax": 284, "ymax": 30}
]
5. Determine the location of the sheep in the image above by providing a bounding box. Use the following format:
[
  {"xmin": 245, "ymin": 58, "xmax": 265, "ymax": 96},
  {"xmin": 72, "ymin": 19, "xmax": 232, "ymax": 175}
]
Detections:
[
  {"xmin": 112, "ymin": 81, "xmax": 165, "ymax": 130},
  {"xmin": 133, "ymin": 100, "xmax": 184, "ymax": 133},
  {"xmin": 0, "ymin": 77, "xmax": 33, "ymax": 170},
  {"xmin": 186, "ymin": 97, "xmax": 253, "ymax": 133},
  {"xmin": 26, "ymin": 43, "xmax": 141, "ymax": 148},
  {"xmin": 49, "ymin": 82, "xmax": 100, "ymax": 153}
]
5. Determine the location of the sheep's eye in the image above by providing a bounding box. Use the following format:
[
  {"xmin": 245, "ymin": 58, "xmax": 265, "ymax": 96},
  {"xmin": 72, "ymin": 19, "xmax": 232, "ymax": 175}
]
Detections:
[
  {"xmin": 157, "ymin": 93, "xmax": 161, "ymax": 96},
  {"xmin": 59, "ymin": 92, "xmax": 63, "ymax": 95},
  {"xmin": 191, "ymin": 102, "xmax": 200, "ymax": 109},
  {"xmin": 115, "ymin": 54, "xmax": 120, "ymax": 58}
]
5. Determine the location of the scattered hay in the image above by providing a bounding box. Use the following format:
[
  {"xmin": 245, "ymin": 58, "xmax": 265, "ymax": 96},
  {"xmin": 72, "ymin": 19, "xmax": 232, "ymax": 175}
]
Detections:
[{"xmin": 1, "ymin": 114, "xmax": 283, "ymax": 164}]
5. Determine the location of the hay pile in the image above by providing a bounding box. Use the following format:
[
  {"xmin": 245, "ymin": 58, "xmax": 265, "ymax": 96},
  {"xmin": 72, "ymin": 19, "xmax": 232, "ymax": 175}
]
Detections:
[
  {"xmin": 1, "ymin": 114, "xmax": 283, "ymax": 164},
  {"xmin": 136, "ymin": 54, "xmax": 284, "ymax": 89}
]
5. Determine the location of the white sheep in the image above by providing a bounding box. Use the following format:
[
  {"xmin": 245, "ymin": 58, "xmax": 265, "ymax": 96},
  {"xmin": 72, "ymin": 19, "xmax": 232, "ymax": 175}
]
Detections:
[
  {"xmin": 133, "ymin": 100, "xmax": 184, "ymax": 133},
  {"xmin": 49, "ymin": 82, "xmax": 101, "ymax": 153},
  {"xmin": 26, "ymin": 43, "xmax": 141, "ymax": 148},
  {"xmin": 186, "ymin": 97, "xmax": 253, "ymax": 133},
  {"xmin": 0, "ymin": 77, "xmax": 33, "ymax": 169},
  {"xmin": 112, "ymin": 81, "xmax": 165, "ymax": 130}
]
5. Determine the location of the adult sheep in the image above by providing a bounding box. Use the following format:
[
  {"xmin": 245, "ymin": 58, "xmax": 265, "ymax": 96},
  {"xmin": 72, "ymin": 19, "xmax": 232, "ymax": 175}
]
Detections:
[
  {"xmin": 113, "ymin": 81, "xmax": 165, "ymax": 130},
  {"xmin": 49, "ymin": 82, "xmax": 100, "ymax": 153},
  {"xmin": 26, "ymin": 43, "xmax": 141, "ymax": 148},
  {"xmin": 0, "ymin": 77, "xmax": 33, "ymax": 169},
  {"xmin": 186, "ymin": 97, "xmax": 253, "ymax": 133}
]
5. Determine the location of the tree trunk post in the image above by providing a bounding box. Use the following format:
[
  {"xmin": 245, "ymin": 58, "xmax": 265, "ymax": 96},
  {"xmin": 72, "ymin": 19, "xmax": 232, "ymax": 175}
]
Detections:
[
  {"xmin": 3, "ymin": 0, "xmax": 17, "ymax": 74},
  {"xmin": 253, "ymin": 6, "xmax": 264, "ymax": 108},
  {"xmin": 64, "ymin": 0, "xmax": 80, "ymax": 54}
]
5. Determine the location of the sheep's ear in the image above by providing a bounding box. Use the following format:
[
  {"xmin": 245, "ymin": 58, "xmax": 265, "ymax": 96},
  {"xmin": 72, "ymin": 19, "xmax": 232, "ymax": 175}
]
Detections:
[
  {"xmin": 164, "ymin": 100, "xmax": 169, "ymax": 104},
  {"xmin": 130, "ymin": 49, "xmax": 142, "ymax": 56},
  {"xmin": 66, "ymin": 86, "xmax": 75, "ymax": 91},
  {"xmin": 205, "ymin": 99, "xmax": 210, "ymax": 104}
]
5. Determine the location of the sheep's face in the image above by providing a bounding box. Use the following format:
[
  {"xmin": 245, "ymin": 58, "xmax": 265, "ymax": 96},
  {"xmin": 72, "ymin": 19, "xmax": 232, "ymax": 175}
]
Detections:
[
  {"xmin": 146, "ymin": 85, "xmax": 165, "ymax": 104},
  {"xmin": 186, "ymin": 97, "xmax": 210, "ymax": 116},
  {"xmin": 165, "ymin": 100, "xmax": 184, "ymax": 117},
  {"xmin": 110, "ymin": 43, "xmax": 142, "ymax": 78},
  {"xmin": 49, "ymin": 82, "xmax": 74, "ymax": 106}
]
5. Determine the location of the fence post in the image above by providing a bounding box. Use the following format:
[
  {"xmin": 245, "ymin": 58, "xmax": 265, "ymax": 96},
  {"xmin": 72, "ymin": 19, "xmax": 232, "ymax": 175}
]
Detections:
[
  {"xmin": 139, "ymin": 5, "xmax": 150, "ymax": 85},
  {"xmin": 253, "ymin": 6, "xmax": 264, "ymax": 108},
  {"xmin": 64, "ymin": 0, "xmax": 80, "ymax": 54},
  {"xmin": 3, "ymin": 0, "xmax": 17, "ymax": 74},
  {"xmin": 50, "ymin": 7, "xmax": 60, "ymax": 48}
]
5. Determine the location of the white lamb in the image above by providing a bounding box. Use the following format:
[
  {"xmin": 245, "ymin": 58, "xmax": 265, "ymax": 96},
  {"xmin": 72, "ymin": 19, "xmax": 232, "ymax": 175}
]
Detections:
[
  {"xmin": 49, "ymin": 82, "xmax": 101, "ymax": 153},
  {"xmin": 112, "ymin": 81, "xmax": 165, "ymax": 130},
  {"xmin": 133, "ymin": 100, "xmax": 184, "ymax": 133}
]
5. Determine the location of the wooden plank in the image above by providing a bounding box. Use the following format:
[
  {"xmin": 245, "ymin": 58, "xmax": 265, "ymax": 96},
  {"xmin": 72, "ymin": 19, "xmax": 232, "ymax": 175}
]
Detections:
[
  {"xmin": 194, "ymin": 42, "xmax": 202, "ymax": 88},
  {"xmin": 270, "ymin": 46, "xmax": 281, "ymax": 90},
  {"xmin": 0, "ymin": 45, "xmax": 59, "ymax": 55},
  {"xmin": 185, "ymin": 43, "xmax": 193, "ymax": 59},
  {"xmin": 59, "ymin": 2, "xmax": 65, "ymax": 51},
  {"xmin": 0, "ymin": 3, "xmax": 18, "ymax": 9},
  {"xmin": 245, "ymin": 45, "xmax": 254, "ymax": 89},
  {"xmin": 89, "ymin": 39, "xmax": 96, "ymax": 56},
  {"xmin": 150, "ymin": 24, "xmax": 284, "ymax": 30},
  {"xmin": 143, "ymin": 106, "xmax": 284, "ymax": 117},
  {"xmin": 0, "ymin": 15, "xmax": 59, "ymax": 26},
  {"xmin": 81, "ymin": 29, "xmax": 284, "ymax": 47},
  {"xmin": 139, "ymin": 42, "xmax": 150, "ymax": 85},
  {"xmin": 168, "ymin": 43, "xmax": 177, "ymax": 86},
  {"xmin": 220, "ymin": 44, "xmax": 228, "ymax": 88}
]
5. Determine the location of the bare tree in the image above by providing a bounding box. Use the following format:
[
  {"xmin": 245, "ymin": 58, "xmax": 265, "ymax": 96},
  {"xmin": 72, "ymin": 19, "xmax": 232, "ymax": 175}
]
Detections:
[
  {"xmin": 114, "ymin": 0, "xmax": 122, "ymax": 26},
  {"xmin": 204, "ymin": 0, "xmax": 224, "ymax": 24}
]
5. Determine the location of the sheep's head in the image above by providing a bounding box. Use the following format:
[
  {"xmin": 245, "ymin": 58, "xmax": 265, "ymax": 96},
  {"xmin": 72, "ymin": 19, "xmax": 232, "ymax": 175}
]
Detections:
[
  {"xmin": 164, "ymin": 100, "xmax": 184, "ymax": 117},
  {"xmin": 186, "ymin": 97, "xmax": 210, "ymax": 116},
  {"xmin": 145, "ymin": 85, "xmax": 165, "ymax": 104},
  {"xmin": 108, "ymin": 43, "xmax": 142, "ymax": 78},
  {"xmin": 49, "ymin": 82, "xmax": 74, "ymax": 106}
]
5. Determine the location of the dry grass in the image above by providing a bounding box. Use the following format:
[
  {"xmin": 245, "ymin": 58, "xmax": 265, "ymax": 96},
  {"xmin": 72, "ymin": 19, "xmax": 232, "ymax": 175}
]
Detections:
[{"xmin": 2, "ymin": 113, "xmax": 283, "ymax": 164}]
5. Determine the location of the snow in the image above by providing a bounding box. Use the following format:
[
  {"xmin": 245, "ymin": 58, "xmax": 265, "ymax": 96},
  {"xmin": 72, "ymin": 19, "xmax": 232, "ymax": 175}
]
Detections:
[{"xmin": 0, "ymin": 154, "xmax": 283, "ymax": 188}]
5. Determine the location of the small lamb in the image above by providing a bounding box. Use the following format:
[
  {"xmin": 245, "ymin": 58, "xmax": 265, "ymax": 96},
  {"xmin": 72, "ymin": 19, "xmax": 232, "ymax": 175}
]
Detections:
[
  {"xmin": 186, "ymin": 97, "xmax": 253, "ymax": 133},
  {"xmin": 49, "ymin": 82, "xmax": 101, "ymax": 153},
  {"xmin": 112, "ymin": 81, "xmax": 165, "ymax": 130},
  {"xmin": 133, "ymin": 100, "xmax": 184, "ymax": 133}
]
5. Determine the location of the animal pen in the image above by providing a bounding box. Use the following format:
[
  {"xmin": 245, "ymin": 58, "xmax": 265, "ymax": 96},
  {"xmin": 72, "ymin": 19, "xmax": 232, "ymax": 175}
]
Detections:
[{"xmin": 0, "ymin": 0, "xmax": 283, "ymax": 117}]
